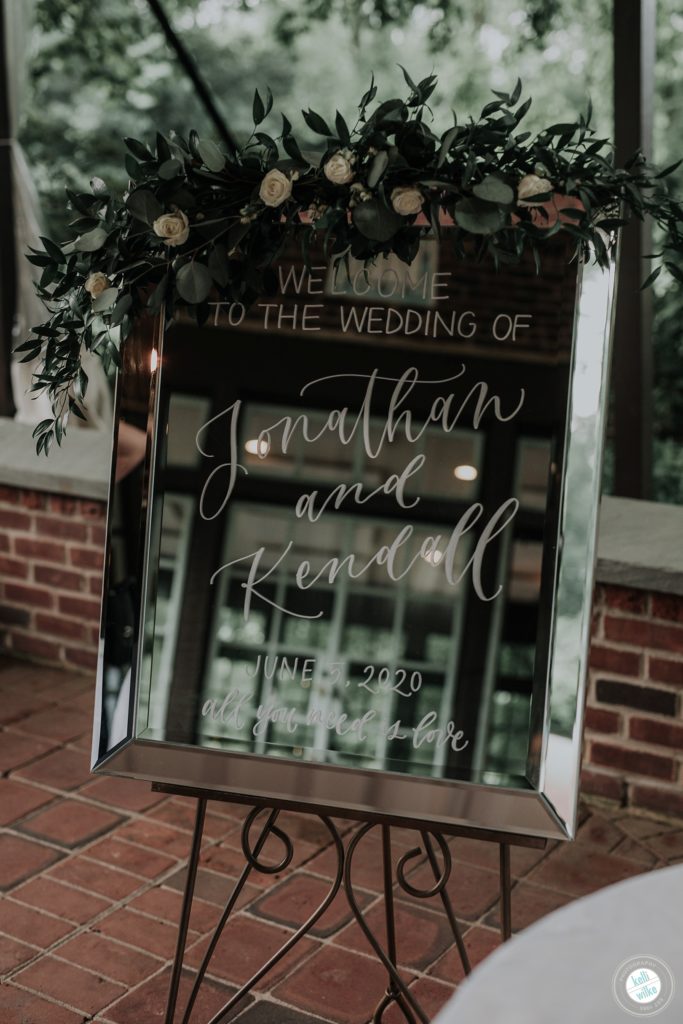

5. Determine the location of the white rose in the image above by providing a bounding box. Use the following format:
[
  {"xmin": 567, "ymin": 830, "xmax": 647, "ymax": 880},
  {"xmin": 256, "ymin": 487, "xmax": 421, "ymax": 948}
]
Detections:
[
  {"xmin": 153, "ymin": 209, "xmax": 190, "ymax": 246},
  {"xmin": 259, "ymin": 169, "xmax": 293, "ymax": 208},
  {"xmin": 324, "ymin": 151, "xmax": 355, "ymax": 186},
  {"xmin": 84, "ymin": 272, "xmax": 110, "ymax": 298},
  {"xmin": 517, "ymin": 174, "xmax": 552, "ymax": 207},
  {"xmin": 390, "ymin": 186, "xmax": 424, "ymax": 217}
]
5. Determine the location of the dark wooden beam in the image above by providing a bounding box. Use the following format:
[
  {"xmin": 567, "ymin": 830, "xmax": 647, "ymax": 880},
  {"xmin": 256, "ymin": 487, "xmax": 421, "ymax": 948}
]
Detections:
[
  {"xmin": 612, "ymin": 0, "xmax": 655, "ymax": 498},
  {"xmin": 0, "ymin": 0, "xmax": 17, "ymax": 416},
  {"xmin": 145, "ymin": 0, "xmax": 238, "ymax": 158}
]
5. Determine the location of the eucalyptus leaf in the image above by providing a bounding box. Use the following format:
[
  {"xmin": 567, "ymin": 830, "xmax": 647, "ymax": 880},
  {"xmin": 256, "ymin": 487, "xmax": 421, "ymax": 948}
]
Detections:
[
  {"xmin": 91, "ymin": 287, "xmax": 118, "ymax": 312},
  {"xmin": 74, "ymin": 227, "xmax": 108, "ymax": 252},
  {"xmin": 158, "ymin": 158, "xmax": 183, "ymax": 180},
  {"xmin": 197, "ymin": 139, "xmax": 225, "ymax": 172},
  {"xmin": 473, "ymin": 174, "xmax": 514, "ymax": 205},
  {"xmin": 176, "ymin": 261, "xmax": 212, "ymax": 303},
  {"xmin": 125, "ymin": 189, "xmax": 164, "ymax": 225},
  {"xmin": 367, "ymin": 150, "xmax": 389, "ymax": 189},
  {"xmin": 437, "ymin": 126, "xmax": 459, "ymax": 168},
  {"xmin": 111, "ymin": 293, "xmax": 133, "ymax": 326},
  {"xmin": 352, "ymin": 199, "xmax": 402, "ymax": 242},
  {"xmin": 454, "ymin": 198, "xmax": 506, "ymax": 235}
]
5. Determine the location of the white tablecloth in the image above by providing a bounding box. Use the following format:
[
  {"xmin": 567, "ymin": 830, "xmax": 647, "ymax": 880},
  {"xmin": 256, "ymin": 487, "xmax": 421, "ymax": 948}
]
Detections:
[{"xmin": 434, "ymin": 862, "xmax": 683, "ymax": 1024}]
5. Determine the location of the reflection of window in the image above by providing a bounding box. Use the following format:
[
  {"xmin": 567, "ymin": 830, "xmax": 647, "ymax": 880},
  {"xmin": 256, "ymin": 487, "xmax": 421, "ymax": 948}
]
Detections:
[
  {"xmin": 240, "ymin": 401, "xmax": 482, "ymax": 502},
  {"xmin": 144, "ymin": 494, "xmax": 194, "ymax": 732},
  {"xmin": 166, "ymin": 394, "xmax": 212, "ymax": 468},
  {"xmin": 508, "ymin": 541, "xmax": 543, "ymax": 603},
  {"xmin": 516, "ymin": 438, "xmax": 552, "ymax": 510},
  {"xmin": 200, "ymin": 502, "xmax": 468, "ymax": 775},
  {"xmin": 485, "ymin": 691, "xmax": 531, "ymax": 775}
]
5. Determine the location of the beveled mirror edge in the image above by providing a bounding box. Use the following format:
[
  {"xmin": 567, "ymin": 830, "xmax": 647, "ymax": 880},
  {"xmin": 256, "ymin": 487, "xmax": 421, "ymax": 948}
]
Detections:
[
  {"xmin": 91, "ymin": 250, "xmax": 618, "ymax": 843},
  {"xmin": 537, "ymin": 251, "xmax": 619, "ymax": 839}
]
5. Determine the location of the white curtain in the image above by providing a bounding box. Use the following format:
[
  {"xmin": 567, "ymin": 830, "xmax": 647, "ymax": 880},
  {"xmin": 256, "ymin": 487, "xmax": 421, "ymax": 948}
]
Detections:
[{"xmin": 4, "ymin": 0, "xmax": 112, "ymax": 430}]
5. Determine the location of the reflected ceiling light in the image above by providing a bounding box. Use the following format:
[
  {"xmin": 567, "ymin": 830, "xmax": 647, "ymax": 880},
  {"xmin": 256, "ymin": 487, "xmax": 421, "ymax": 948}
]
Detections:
[
  {"xmin": 150, "ymin": 348, "xmax": 158, "ymax": 372},
  {"xmin": 244, "ymin": 438, "xmax": 269, "ymax": 457},
  {"xmin": 454, "ymin": 464, "xmax": 478, "ymax": 481}
]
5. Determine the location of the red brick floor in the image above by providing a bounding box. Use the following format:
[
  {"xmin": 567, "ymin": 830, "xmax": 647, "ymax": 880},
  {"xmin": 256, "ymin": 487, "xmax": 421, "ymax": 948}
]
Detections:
[{"xmin": 1, "ymin": 657, "xmax": 683, "ymax": 1023}]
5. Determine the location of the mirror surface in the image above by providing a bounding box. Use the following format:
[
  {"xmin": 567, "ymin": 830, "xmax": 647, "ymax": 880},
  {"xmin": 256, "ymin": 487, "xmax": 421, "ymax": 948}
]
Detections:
[{"xmin": 97, "ymin": 234, "xmax": 585, "ymax": 795}]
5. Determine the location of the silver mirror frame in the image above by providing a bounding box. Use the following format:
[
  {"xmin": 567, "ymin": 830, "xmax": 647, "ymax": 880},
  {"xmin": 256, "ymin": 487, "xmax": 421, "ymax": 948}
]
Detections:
[{"xmin": 91, "ymin": 253, "xmax": 617, "ymax": 841}]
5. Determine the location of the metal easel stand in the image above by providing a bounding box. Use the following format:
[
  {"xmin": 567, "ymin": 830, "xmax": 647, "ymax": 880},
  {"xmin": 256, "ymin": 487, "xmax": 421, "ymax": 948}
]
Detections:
[{"xmin": 157, "ymin": 790, "xmax": 534, "ymax": 1024}]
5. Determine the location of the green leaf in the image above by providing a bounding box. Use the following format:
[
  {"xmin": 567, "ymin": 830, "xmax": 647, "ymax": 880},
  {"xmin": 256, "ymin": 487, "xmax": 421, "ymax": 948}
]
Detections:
[
  {"xmin": 208, "ymin": 245, "xmax": 230, "ymax": 287},
  {"xmin": 253, "ymin": 89, "xmax": 265, "ymax": 125},
  {"xmin": 302, "ymin": 109, "xmax": 332, "ymax": 136},
  {"xmin": 74, "ymin": 368, "xmax": 89, "ymax": 401},
  {"xmin": 398, "ymin": 64, "xmax": 417, "ymax": 94},
  {"xmin": 125, "ymin": 189, "xmax": 164, "ymax": 225},
  {"xmin": 472, "ymin": 174, "xmax": 514, "ymax": 205},
  {"xmin": 124, "ymin": 137, "xmax": 152, "ymax": 161},
  {"xmin": 176, "ymin": 262, "xmax": 212, "ymax": 303},
  {"xmin": 124, "ymin": 154, "xmax": 141, "ymax": 179},
  {"xmin": 437, "ymin": 126, "xmax": 459, "ymax": 168},
  {"xmin": 640, "ymin": 265, "xmax": 661, "ymax": 290},
  {"xmin": 454, "ymin": 198, "xmax": 506, "ymax": 235},
  {"xmin": 158, "ymin": 158, "xmax": 183, "ymax": 180},
  {"xmin": 147, "ymin": 273, "xmax": 169, "ymax": 314},
  {"xmin": 335, "ymin": 110, "xmax": 351, "ymax": 146},
  {"xmin": 352, "ymin": 199, "xmax": 402, "ymax": 242},
  {"xmin": 74, "ymin": 227, "xmax": 108, "ymax": 252},
  {"xmin": 91, "ymin": 287, "xmax": 118, "ymax": 312},
  {"xmin": 39, "ymin": 236, "xmax": 65, "ymax": 263},
  {"xmin": 111, "ymin": 293, "xmax": 133, "ymax": 326},
  {"xmin": 32, "ymin": 418, "xmax": 54, "ymax": 439},
  {"xmin": 655, "ymin": 159, "xmax": 683, "ymax": 179},
  {"xmin": 198, "ymin": 139, "xmax": 225, "ymax": 172},
  {"xmin": 367, "ymin": 150, "xmax": 389, "ymax": 189}
]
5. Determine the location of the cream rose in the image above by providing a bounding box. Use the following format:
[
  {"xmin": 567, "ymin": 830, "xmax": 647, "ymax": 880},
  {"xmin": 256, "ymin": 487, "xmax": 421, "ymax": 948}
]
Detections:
[
  {"xmin": 259, "ymin": 169, "xmax": 293, "ymax": 208},
  {"xmin": 324, "ymin": 150, "xmax": 355, "ymax": 186},
  {"xmin": 517, "ymin": 174, "xmax": 552, "ymax": 207},
  {"xmin": 84, "ymin": 272, "xmax": 110, "ymax": 298},
  {"xmin": 391, "ymin": 186, "xmax": 424, "ymax": 216},
  {"xmin": 153, "ymin": 209, "xmax": 190, "ymax": 246}
]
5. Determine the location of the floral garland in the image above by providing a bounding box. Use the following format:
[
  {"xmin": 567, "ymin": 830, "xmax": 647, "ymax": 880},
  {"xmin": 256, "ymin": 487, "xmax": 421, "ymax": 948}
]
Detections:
[{"xmin": 18, "ymin": 71, "xmax": 683, "ymax": 454}]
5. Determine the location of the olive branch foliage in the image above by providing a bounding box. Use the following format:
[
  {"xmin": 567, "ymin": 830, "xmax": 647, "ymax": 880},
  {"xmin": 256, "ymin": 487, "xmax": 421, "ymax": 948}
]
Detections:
[{"xmin": 18, "ymin": 70, "xmax": 683, "ymax": 454}]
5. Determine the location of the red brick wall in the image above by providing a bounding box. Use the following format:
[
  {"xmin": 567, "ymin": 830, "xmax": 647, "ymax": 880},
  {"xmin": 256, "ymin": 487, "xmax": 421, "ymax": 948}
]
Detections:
[
  {"xmin": 0, "ymin": 485, "xmax": 105, "ymax": 673},
  {"xmin": 584, "ymin": 584, "xmax": 683, "ymax": 817},
  {"xmin": 1, "ymin": 483, "xmax": 683, "ymax": 819}
]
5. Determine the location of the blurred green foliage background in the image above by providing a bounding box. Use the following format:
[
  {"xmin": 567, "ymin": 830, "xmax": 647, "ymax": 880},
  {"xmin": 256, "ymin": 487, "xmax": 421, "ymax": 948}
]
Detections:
[{"xmin": 17, "ymin": 0, "xmax": 683, "ymax": 501}]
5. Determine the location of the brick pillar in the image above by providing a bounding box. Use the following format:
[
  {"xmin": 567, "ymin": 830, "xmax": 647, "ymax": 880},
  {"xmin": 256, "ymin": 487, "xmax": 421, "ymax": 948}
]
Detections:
[{"xmin": 0, "ymin": 486, "xmax": 105, "ymax": 672}]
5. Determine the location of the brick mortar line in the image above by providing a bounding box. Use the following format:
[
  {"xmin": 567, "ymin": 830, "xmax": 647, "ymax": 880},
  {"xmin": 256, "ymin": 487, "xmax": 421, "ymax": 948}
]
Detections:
[
  {"xmin": 2, "ymin": 806, "xmax": 237, "ymax": 992},
  {"xmin": 4, "ymin": 819, "xmax": 474, "ymax": 1016},
  {"xmin": 3, "ymin": 819, "xmax": 668, "ymax": 1019}
]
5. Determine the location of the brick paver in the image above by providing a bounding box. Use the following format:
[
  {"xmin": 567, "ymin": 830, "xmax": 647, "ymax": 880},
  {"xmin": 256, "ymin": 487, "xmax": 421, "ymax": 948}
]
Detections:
[{"xmin": 2, "ymin": 656, "xmax": 683, "ymax": 1023}]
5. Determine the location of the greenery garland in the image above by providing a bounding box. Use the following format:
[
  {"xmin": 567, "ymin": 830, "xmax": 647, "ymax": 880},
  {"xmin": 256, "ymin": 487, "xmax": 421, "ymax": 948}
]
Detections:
[{"xmin": 18, "ymin": 70, "xmax": 683, "ymax": 454}]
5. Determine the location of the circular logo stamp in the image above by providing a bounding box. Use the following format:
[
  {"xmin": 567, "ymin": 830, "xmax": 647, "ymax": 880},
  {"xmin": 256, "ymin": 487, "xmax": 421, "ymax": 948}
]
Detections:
[{"xmin": 613, "ymin": 956, "xmax": 675, "ymax": 1016}]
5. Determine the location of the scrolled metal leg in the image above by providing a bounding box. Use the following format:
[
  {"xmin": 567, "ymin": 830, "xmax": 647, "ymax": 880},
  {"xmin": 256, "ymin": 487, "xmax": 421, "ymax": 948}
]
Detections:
[
  {"xmin": 165, "ymin": 798, "xmax": 207, "ymax": 1024},
  {"xmin": 180, "ymin": 807, "xmax": 345, "ymax": 1024},
  {"xmin": 422, "ymin": 833, "xmax": 471, "ymax": 976},
  {"xmin": 346, "ymin": 823, "xmax": 429, "ymax": 1024},
  {"xmin": 499, "ymin": 843, "xmax": 512, "ymax": 941}
]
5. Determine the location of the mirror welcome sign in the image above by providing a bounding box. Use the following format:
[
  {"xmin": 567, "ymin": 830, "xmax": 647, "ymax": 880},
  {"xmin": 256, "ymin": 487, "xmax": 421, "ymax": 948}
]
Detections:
[{"xmin": 92, "ymin": 233, "xmax": 616, "ymax": 841}]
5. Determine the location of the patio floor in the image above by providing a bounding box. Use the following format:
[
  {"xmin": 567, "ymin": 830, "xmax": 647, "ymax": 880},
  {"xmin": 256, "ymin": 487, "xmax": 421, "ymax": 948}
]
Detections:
[{"xmin": 1, "ymin": 656, "xmax": 683, "ymax": 1024}]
